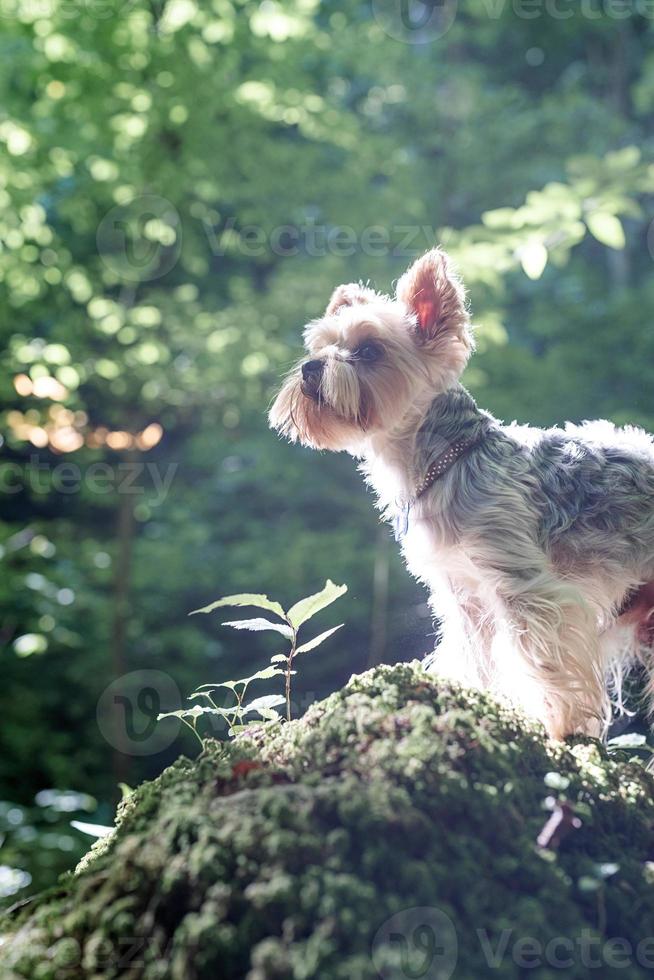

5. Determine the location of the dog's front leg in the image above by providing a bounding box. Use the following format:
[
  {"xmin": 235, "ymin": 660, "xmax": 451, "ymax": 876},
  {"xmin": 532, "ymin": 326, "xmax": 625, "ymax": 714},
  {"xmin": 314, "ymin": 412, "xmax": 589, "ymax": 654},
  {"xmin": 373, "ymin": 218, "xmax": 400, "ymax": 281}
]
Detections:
[
  {"xmin": 426, "ymin": 578, "xmax": 494, "ymax": 689},
  {"xmin": 501, "ymin": 573, "xmax": 609, "ymax": 740}
]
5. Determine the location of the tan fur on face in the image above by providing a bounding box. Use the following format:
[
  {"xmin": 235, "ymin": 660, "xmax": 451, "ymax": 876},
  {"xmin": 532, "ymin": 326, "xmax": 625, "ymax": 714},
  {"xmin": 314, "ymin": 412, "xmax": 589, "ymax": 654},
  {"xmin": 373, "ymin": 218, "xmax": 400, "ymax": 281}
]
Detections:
[
  {"xmin": 267, "ymin": 373, "xmax": 362, "ymax": 451},
  {"xmin": 269, "ymin": 250, "xmax": 474, "ymax": 451}
]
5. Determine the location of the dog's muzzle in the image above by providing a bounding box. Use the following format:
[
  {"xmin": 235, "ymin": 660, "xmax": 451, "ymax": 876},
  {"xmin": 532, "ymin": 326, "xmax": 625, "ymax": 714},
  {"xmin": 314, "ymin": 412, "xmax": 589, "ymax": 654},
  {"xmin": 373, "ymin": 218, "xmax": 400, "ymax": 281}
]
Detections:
[{"xmin": 301, "ymin": 359, "xmax": 323, "ymax": 400}]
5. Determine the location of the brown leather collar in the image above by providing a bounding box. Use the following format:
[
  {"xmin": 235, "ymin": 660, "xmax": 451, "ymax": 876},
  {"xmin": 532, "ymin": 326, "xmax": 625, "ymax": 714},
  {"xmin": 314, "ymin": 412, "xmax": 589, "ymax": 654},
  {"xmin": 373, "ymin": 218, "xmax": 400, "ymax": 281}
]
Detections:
[{"xmin": 415, "ymin": 434, "xmax": 483, "ymax": 498}]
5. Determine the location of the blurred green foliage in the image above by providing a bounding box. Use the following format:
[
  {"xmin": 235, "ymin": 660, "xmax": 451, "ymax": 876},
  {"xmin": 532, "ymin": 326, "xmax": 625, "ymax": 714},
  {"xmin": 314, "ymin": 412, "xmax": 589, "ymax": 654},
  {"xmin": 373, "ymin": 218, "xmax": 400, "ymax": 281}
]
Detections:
[{"xmin": 1, "ymin": 0, "xmax": 654, "ymax": 902}]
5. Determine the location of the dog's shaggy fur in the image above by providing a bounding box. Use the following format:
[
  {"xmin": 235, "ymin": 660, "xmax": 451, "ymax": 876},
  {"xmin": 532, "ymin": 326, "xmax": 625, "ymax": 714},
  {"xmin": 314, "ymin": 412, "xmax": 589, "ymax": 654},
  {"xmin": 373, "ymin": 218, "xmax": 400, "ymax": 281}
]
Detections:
[{"xmin": 270, "ymin": 249, "xmax": 654, "ymax": 739}]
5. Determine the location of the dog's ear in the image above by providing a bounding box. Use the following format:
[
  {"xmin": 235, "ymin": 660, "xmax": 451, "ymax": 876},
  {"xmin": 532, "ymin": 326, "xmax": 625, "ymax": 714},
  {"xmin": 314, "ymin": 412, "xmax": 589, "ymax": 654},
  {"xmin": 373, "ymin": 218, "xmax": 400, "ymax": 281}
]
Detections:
[
  {"xmin": 325, "ymin": 282, "xmax": 378, "ymax": 316},
  {"xmin": 396, "ymin": 249, "xmax": 469, "ymax": 342}
]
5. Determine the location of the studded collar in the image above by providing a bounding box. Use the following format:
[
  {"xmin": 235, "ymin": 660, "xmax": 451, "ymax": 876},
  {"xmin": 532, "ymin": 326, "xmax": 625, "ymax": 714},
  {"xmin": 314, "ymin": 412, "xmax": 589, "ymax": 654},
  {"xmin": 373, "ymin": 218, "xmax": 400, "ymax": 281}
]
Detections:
[
  {"xmin": 393, "ymin": 431, "xmax": 483, "ymax": 541},
  {"xmin": 414, "ymin": 433, "xmax": 483, "ymax": 498}
]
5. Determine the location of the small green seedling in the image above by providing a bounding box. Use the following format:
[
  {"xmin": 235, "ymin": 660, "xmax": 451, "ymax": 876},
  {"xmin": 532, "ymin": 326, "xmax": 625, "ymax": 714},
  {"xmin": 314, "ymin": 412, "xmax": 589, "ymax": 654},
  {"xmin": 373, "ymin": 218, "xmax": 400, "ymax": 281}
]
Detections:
[{"xmin": 158, "ymin": 580, "xmax": 347, "ymax": 746}]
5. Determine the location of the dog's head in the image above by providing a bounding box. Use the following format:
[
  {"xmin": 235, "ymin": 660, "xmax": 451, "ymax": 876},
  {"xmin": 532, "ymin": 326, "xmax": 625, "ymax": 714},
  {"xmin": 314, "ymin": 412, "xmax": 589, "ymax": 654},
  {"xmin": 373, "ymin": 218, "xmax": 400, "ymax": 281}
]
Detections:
[{"xmin": 269, "ymin": 249, "xmax": 474, "ymax": 451}]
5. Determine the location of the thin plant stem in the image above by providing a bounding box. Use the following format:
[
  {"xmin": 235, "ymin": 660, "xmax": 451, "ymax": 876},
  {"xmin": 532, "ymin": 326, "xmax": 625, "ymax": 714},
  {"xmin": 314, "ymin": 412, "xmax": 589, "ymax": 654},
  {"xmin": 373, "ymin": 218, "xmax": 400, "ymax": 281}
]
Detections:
[
  {"xmin": 231, "ymin": 683, "xmax": 247, "ymax": 728},
  {"xmin": 180, "ymin": 718, "xmax": 204, "ymax": 749},
  {"xmin": 285, "ymin": 627, "xmax": 297, "ymax": 722}
]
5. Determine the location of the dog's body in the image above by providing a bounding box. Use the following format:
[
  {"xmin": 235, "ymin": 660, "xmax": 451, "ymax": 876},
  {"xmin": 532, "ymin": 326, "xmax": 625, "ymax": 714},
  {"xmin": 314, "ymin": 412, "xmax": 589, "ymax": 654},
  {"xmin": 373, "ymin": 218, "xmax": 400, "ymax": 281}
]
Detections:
[
  {"xmin": 369, "ymin": 383, "xmax": 654, "ymax": 739},
  {"xmin": 270, "ymin": 249, "xmax": 654, "ymax": 739}
]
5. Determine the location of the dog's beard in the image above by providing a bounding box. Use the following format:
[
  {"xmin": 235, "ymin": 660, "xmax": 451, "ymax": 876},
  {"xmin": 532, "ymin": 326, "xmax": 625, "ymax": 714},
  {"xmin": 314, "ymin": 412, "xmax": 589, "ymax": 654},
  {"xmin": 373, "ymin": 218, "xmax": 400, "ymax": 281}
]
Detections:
[
  {"xmin": 269, "ymin": 357, "xmax": 416, "ymax": 451},
  {"xmin": 269, "ymin": 361, "xmax": 365, "ymax": 450},
  {"xmin": 321, "ymin": 359, "xmax": 361, "ymax": 422}
]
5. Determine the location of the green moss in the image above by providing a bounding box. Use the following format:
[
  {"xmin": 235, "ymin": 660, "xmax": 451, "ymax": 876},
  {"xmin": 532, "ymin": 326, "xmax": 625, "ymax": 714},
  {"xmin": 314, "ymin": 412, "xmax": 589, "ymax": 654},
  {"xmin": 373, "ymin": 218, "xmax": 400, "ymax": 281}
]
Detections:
[{"xmin": 3, "ymin": 662, "xmax": 654, "ymax": 978}]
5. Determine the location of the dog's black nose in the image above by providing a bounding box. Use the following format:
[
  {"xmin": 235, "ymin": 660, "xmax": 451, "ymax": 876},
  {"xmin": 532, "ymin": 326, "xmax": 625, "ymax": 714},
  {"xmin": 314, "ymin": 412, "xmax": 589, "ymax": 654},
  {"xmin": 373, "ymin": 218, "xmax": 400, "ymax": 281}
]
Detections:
[{"xmin": 302, "ymin": 359, "xmax": 324, "ymax": 381}]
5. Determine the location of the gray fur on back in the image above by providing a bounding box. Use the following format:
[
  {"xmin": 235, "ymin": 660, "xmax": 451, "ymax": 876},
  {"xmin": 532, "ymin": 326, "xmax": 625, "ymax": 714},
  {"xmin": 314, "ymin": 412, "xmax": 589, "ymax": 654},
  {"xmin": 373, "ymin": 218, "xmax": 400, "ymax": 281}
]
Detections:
[{"xmin": 414, "ymin": 385, "xmax": 654, "ymax": 578}]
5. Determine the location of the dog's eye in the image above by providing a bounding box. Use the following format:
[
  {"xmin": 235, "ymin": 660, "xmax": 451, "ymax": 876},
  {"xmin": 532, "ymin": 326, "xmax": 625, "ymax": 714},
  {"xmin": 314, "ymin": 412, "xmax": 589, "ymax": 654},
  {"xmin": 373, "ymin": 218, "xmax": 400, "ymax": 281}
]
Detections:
[{"xmin": 354, "ymin": 342, "xmax": 382, "ymax": 362}]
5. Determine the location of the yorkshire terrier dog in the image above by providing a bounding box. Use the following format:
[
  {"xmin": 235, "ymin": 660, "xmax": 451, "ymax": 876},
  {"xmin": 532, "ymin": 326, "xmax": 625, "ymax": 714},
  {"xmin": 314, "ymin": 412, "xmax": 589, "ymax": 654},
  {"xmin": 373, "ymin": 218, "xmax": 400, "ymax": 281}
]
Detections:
[{"xmin": 269, "ymin": 248, "xmax": 654, "ymax": 740}]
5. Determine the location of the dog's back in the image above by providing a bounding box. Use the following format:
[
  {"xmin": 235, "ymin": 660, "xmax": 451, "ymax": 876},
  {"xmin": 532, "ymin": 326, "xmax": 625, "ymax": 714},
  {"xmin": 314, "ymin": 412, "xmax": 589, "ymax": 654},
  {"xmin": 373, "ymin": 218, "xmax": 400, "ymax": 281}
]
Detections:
[{"xmin": 517, "ymin": 419, "xmax": 654, "ymax": 578}]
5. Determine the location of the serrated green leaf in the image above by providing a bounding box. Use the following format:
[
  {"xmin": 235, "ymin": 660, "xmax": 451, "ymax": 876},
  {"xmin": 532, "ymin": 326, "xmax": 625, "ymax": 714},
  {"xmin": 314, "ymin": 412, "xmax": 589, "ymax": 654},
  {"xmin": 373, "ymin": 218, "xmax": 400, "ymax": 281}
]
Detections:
[
  {"xmin": 222, "ymin": 617, "xmax": 293, "ymax": 638},
  {"xmin": 70, "ymin": 820, "xmax": 113, "ymax": 839},
  {"xmin": 187, "ymin": 694, "xmax": 236, "ymax": 716},
  {"xmin": 158, "ymin": 705, "xmax": 218, "ymax": 722},
  {"xmin": 192, "ymin": 666, "xmax": 283, "ymax": 693},
  {"xmin": 157, "ymin": 709, "xmax": 186, "ymax": 721},
  {"xmin": 184, "ymin": 705, "xmax": 218, "ymax": 721},
  {"xmin": 520, "ymin": 241, "xmax": 548, "ymax": 280},
  {"xmin": 270, "ymin": 653, "xmax": 287, "ymax": 663},
  {"xmin": 586, "ymin": 211, "xmax": 625, "ymax": 249},
  {"xmin": 190, "ymin": 593, "xmax": 286, "ymax": 620},
  {"xmin": 295, "ymin": 623, "xmax": 343, "ymax": 655},
  {"xmin": 287, "ymin": 580, "xmax": 347, "ymax": 629},
  {"xmin": 192, "ymin": 680, "xmax": 239, "ymax": 693},
  {"xmin": 245, "ymin": 665, "xmax": 285, "ymax": 684},
  {"xmin": 243, "ymin": 694, "xmax": 285, "ymax": 714}
]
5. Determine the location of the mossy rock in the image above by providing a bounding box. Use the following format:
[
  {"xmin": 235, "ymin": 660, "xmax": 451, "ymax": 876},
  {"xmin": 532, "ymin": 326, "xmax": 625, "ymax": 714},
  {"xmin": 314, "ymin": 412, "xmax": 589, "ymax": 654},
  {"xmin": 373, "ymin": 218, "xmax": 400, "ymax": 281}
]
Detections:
[{"xmin": 3, "ymin": 662, "xmax": 654, "ymax": 979}]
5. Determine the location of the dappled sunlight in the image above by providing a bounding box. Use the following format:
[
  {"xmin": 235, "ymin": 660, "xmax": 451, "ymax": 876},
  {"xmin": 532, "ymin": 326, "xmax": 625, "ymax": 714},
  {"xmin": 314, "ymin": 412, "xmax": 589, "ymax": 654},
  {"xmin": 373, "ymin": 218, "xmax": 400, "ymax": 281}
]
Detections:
[{"xmin": 8, "ymin": 390, "xmax": 163, "ymax": 453}]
